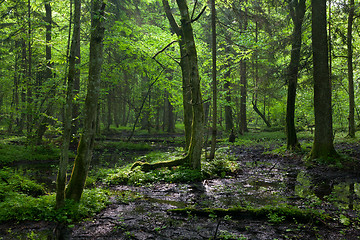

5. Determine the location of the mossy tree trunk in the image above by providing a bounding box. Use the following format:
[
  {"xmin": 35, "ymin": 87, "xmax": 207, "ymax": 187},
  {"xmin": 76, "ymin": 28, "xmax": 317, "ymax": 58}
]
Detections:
[
  {"xmin": 162, "ymin": 0, "xmax": 204, "ymax": 169},
  {"xmin": 56, "ymin": 0, "xmax": 81, "ymax": 209},
  {"xmin": 309, "ymin": 0, "xmax": 337, "ymax": 160},
  {"xmin": 162, "ymin": 0, "xmax": 193, "ymax": 152},
  {"xmin": 285, "ymin": 0, "xmax": 306, "ymax": 150},
  {"xmin": 177, "ymin": 0, "xmax": 204, "ymax": 169},
  {"xmin": 65, "ymin": 0, "xmax": 106, "ymax": 202}
]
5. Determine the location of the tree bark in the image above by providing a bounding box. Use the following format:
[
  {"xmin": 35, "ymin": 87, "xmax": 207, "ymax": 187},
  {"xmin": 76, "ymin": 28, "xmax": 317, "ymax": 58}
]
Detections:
[
  {"xmin": 347, "ymin": 0, "xmax": 355, "ymax": 138},
  {"xmin": 209, "ymin": 0, "xmax": 217, "ymax": 160},
  {"xmin": 309, "ymin": 0, "xmax": 337, "ymax": 160},
  {"xmin": 65, "ymin": 0, "xmax": 106, "ymax": 202},
  {"xmin": 239, "ymin": 60, "xmax": 247, "ymax": 134},
  {"xmin": 285, "ymin": 0, "xmax": 306, "ymax": 150},
  {"xmin": 56, "ymin": 0, "xmax": 81, "ymax": 208},
  {"xmin": 162, "ymin": 0, "xmax": 204, "ymax": 169},
  {"xmin": 162, "ymin": 0, "xmax": 193, "ymax": 151}
]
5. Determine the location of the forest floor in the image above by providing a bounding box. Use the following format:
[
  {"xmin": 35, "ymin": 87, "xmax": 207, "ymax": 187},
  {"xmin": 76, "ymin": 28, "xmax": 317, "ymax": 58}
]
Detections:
[{"xmin": 1, "ymin": 131, "xmax": 360, "ymax": 240}]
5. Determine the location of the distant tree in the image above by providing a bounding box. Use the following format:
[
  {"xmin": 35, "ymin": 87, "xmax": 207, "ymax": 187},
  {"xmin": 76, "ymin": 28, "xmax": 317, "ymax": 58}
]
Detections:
[{"xmin": 309, "ymin": 0, "xmax": 338, "ymax": 160}]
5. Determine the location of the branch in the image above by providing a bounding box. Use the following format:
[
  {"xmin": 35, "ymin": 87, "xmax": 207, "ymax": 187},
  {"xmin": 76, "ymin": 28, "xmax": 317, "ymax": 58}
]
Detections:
[
  {"xmin": 162, "ymin": 0, "xmax": 181, "ymax": 36},
  {"xmin": 190, "ymin": 0, "xmax": 198, "ymax": 21},
  {"xmin": 152, "ymin": 40, "xmax": 178, "ymax": 59},
  {"xmin": 191, "ymin": 6, "xmax": 206, "ymax": 23}
]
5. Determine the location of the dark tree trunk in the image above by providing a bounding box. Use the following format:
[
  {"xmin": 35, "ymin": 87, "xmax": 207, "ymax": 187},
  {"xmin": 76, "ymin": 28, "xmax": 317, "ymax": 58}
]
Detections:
[
  {"xmin": 224, "ymin": 70, "xmax": 233, "ymax": 133},
  {"xmin": 347, "ymin": 0, "xmax": 355, "ymax": 138},
  {"xmin": 65, "ymin": 0, "xmax": 106, "ymax": 202},
  {"xmin": 26, "ymin": 0, "xmax": 33, "ymax": 135},
  {"xmin": 209, "ymin": 0, "xmax": 217, "ymax": 160},
  {"xmin": 309, "ymin": 0, "xmax": 337, "ymax": 160},
  {"xmin": 165, "ymin": 91, "xmax": 175, "ymax": 133},
  {"xmin": 285, "ymin": 0, "xmax": 306, "ymax": 150},
  {"xmin": 239, "ymin": 60, "xmax": 248, "ymax": 134}
]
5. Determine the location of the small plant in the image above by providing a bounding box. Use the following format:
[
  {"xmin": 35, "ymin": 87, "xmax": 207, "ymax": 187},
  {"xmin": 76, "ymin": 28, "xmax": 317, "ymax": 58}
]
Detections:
[{"xmin": 267, "ymin": 211, "xmax": 286, "ymax": 224}]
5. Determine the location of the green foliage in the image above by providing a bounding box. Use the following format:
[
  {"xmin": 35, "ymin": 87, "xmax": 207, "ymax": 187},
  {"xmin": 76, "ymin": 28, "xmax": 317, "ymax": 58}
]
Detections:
[
  {"xmin": 0, "ymin": 167, "xmax": 109, "ymax": 223},
  {"xmin": 106, "ymin": 165, "xmax": 202, "ymax": 185},
  {"xmin": 202, "ymin": 147, "xmax": 239, "ymax": 178},
  {"xmin": 233, "ymin": 131, "xmax": 286, "ymax": 147},
  {"xmin": 0, "ymin": 188, "xmax": 110, "ymax": 223},
  {"xmin": 0, "ymin": 168, "xmax": 46, "ymax": 200},
  {"xmin": 0, "ymin": 143, "xmax": 61, "ymax": 165}
]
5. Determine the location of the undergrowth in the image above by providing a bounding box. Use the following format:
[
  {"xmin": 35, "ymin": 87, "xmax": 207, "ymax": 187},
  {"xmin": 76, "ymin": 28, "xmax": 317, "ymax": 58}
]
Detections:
[
  {"xmin": 101, "ymin": 147, "xmax": 240, "ymax": 185},
  {"xmin": 0, "ymin": 168, "xmax": 110, "ymax": 223},
  {"xmin": 0, "ymin": 143, "xmax": 61, "ymax": 165}
]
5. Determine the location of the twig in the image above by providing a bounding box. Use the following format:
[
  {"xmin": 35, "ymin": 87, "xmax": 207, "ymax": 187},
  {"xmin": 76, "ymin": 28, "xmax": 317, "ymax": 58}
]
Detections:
[{"xmin": 213, "ymin": 219, "xmax": 221, "ymax": 240}]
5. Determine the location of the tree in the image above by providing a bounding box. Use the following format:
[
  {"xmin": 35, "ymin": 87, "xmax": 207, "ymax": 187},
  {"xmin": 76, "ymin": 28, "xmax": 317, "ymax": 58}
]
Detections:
[
  {"xmin": 209, "ymin": 0, "xmax": 217, "ymax": 159},
  {"xmin": 56, "ymin": 0, "xmax": 82, "ymax": 208},
  {"xmin": 162, "ymin": 0, "xmax": 204, "ymax": 169},
  {"xmin": 309, "ymin": 0, "xmax": 338, "ymax": 160},
  {"xmin": 64, "ymin": 0, "xmax": 106, "ymax": 202},
  {"xmin": 347, "ymin": 0, "xmax": 355, "ymax": 138},
  {"xmin": 285, "ymin": 0, "xmax": 306, "ymax": 150}
]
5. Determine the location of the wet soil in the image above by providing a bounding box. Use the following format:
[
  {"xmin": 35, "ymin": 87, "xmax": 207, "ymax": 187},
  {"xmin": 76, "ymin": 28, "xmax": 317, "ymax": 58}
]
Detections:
[{"xmin": 1, "ymin": 138, "xmax": 360, "ymax": 240}]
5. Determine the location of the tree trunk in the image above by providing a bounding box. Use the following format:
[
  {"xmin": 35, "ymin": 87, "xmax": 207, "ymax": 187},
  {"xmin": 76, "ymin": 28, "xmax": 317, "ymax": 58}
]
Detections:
[
  {"xmin": 162, "ymin": 0, "xmax": 204, "ymax": 169},
  {"xmin": 209, "ymin": 0, "xmax": 217, "ymax": 160},
  {"xmin": 65, "ymin": 0, "xmax": 106, "ymax": 202},
  {"xmin": 224, "ymin": 70, "xmax": 233, "ymax": 133},
  {"xmin": 56, "ymin": 0, "xmax": 81, "ymax": 208},
  {"xmin": 252, "ymin": 99, "xmax": 271, "ymax": 128},
  {"xmin": 162, "ymin": 0, "xmax": 193, "ymax": 151},
  {"xmin": 26, "ymin": 0, "xmax": 33, "ymax": 135},
  {"xmin": 165, "ymin": 91, "xmax": 175, "ymax": 133},
  {"xmin": 35, "ymin": 0, "xmax": 54, "ymax": 144},
  {"xmin": 239, "ymin": 60, "xmax": 248, "ymax": 134},
  {"xmin": 285, "ymin": 0, "xmax": 306, "ymax": 150},
  {"xmin": 309, "ymin": 0, "xmax": 337, "ymax": 160},
  {"xmin": 347, "ymin": 0, "xmax": 355, "ymax": 138}
]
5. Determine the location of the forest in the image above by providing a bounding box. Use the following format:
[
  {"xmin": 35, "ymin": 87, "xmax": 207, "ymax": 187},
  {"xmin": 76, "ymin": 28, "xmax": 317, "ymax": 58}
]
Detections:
[{"xmin": 0, "ymin": 0, "xmax": 359, "ymax": 239}]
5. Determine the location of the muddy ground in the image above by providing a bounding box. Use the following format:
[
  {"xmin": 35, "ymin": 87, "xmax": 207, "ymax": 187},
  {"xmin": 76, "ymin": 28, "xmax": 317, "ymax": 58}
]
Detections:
[{"xmin": 1, "ymin": 135, "xmax": 360, "ymax": 240}]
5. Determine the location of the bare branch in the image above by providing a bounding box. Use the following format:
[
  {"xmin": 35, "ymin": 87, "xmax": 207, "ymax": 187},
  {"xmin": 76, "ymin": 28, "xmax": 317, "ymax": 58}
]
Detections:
[
  {"xmin": 191, "ymin": 6, "xmax": 207, "ymax": 23},
  {"xmin": 152, "ymin": 40, "xmax": 178, "ymax": 59}
]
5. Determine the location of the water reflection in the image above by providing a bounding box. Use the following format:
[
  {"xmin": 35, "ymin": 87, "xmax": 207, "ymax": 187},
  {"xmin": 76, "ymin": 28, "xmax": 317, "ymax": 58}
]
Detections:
[{"xmin": 295, "ymin": 170, "xmax": 360, "ymax": 210}]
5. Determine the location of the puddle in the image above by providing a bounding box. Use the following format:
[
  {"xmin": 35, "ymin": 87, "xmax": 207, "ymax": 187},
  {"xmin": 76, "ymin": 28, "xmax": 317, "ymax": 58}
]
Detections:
[{"xmin": 296, "ymin": 170, "xmax": 360, "ymax": 210}]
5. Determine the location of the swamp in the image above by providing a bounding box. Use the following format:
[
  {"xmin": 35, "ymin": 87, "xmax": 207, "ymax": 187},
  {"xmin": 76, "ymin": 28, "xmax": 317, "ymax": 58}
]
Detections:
[
  {"xmin": 1, "ymin": 0, "xmax": 360, "ymax": 239},
  {"xmin": 0, "ymin": 129, "xmax": 360, "ymax": 239}
]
